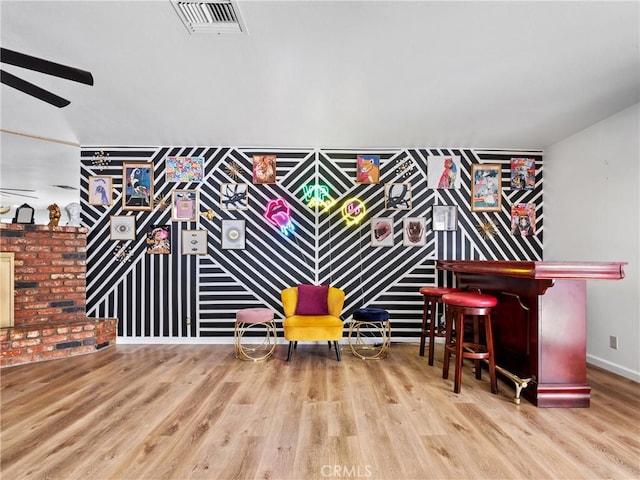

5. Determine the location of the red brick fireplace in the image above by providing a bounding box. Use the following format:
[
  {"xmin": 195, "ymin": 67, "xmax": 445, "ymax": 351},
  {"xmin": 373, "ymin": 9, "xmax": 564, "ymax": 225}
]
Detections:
[{"xmin": 0, "ymin": 223, "xmax": 117, "ymax": 367}]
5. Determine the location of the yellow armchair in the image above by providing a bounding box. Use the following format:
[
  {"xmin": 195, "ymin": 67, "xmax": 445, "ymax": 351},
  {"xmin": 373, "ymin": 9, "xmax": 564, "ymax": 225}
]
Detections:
[{"xmin": 281, "ymin": 285, "xmax": 346, "ymax": 361}]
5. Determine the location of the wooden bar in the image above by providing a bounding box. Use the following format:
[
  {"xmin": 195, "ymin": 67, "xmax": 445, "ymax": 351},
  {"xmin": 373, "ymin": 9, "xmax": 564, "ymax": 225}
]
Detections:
[{"xmin": 436, "ymin": 260, "xmax": 626, "ymax": 408}]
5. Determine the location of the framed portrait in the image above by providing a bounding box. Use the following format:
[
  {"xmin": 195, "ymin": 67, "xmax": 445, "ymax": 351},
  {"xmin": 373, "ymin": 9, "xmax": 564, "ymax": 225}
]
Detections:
[
  {"xmin": 471, "ymin": 164, "xmax": 502, "ymax": 212},
  {"xmin": 220, "ymin": 183, "xmax": 249, "ymax": 210},
  {"xmin": 123, "ymin": 162, "xmax": 153, "ymax": 211},
  {"xmin": 110, "ymin": 215, "xmax": 136, "ymax": 241},
  {"xmin": 88, "ymin": 176, "xmax": 112, "ymax": 206},
  {"xmin": 222, "ymin": 220, "xmax": 246, "ymax": 249},
  {"xmin": 511, "ymin": 203, "xmax": 536, "ymax": 236},
  {"xmin": 356, "ymin": 154, "xmax": 380, "ymax": 184},
  {"xmin": 385, "ymin": 183, "xmax": 412, "ymax": 210},
  {"xmin": 252, "ymin": 155, "xmax": 276, "ymax": 184},
  {"xmin": 427, "ymin": 155, "xmax": 461, "ymax": 189},
  {"xmin": 371, "ymin": 217, "xmax": 394, "ymax": 247},
  {"xmin": 403, "ymin": 217, "xmax": 426, "ymax": 246},
  {"xmin": 181, "ymin": 229, "xmax": 208, "ymax": 255},
  {"xmin": 171, "ymin": 189, "xmax": 199, "ymax": 221},
  {"xmin": 146, "ymin": 225, "xmax": 171, "ymax": 254},
  {"xmin": 166, "ymin": 156, "xmax": 204, "ymax": 182},
  {"xmin": 510, "ymin": 158, "xmax": 536, "ymax": 190},
  {"xmin": 432, "ymin": 205, "xmax": 458, "ymax": 231}
]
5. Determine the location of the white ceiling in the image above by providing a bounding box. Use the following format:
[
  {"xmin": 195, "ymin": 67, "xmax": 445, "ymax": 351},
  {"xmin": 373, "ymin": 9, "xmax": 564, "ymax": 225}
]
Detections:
[{"xmin": 1, "ymin": 0, "xmax": 639, "ymax": 212}]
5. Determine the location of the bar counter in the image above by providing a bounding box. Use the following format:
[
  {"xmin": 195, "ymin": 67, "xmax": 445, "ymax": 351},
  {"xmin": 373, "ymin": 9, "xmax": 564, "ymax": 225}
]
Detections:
[{"xmin": 436, "ymin": 260, "xmax": 626, "ymax": 407}]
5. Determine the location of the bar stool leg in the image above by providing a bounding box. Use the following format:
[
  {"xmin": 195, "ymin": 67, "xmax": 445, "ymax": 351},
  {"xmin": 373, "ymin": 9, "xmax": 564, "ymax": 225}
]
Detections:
[
  {"xmin": 453, "ymin": 309, "xmax": 464, "ymax": 394},
  {"xmin": 485, "ymin": 312, "xmax": 498, "ymax": 394},
  {"xmin": 473, "ymin": 315, "xmax": 482, "ymax": 380},
  {"xmin": 442, "ymin": 306, "xmax": 453, "ymax": 379},
  {"xmin": 419, "ymin": 297, "xmax": 430, "ymax": 357},
  {"xmin": 427, "ymin": 300, "xmax": 439, "ymax": 366}
]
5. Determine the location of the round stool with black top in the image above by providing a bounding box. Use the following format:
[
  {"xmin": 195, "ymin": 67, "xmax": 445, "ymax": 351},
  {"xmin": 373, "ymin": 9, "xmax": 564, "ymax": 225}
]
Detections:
[
  {"xmin": 441, "ymin": 292, "xmax": 498, "ymax": 394},
  {"xmin": 348, "ymin": 308, "xmax": 391, "ymax": 360}
]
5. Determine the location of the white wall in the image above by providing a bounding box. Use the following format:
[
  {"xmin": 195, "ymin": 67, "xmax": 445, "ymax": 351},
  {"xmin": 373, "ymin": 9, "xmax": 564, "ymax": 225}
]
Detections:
[{"xmin": 545, "ymin": 103, "xmax": 639, "ymax": 381}]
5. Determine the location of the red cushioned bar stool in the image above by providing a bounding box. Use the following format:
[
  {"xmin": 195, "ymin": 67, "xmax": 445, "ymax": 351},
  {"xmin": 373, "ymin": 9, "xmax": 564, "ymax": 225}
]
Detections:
[
  {"xmin": 419, "ymin": 286, "xmax": 459, "ymax": 365},
  {"xmin": 441, "ymin": 292, "xmax": 498, "ymax": 395}
]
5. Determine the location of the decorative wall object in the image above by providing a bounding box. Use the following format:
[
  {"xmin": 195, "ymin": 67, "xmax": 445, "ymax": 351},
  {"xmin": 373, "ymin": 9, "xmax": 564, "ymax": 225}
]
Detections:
[
  {"xmin": 371, "ymin": 217, "xmax": 394, "ymax": 246},
  {"xmin": 166, "ymin": 156, "xmax": 204, "ymax": 182},
  {"xmin": 222, "ymin": 219, "xmax": 246, "ymax": 249},
  {"xmin": 181, "ymin": 229, "xmax": 208, "ymax": 255},
  {"xmin": 403, "ymin": 217, "xmax": 426, "ymax": 246},
  {"xmin": 471, "ymin": 163, "xmax": 502, "ymax": 212},
  {"xmin": 220, "ymin": 183, "xmax": 248, "ymax": 210},
  {"xmin": 356, "ymin": 154, "xmax": 380, "ymax": 184},
  {"xmin": 109, "ymin": 215, "xmax": 136, "ymax": 240},
  {"xmin": 88, "ymin": 176, "xmax": 112, "ymax": 206},
  {"xmin": 341, "ymin": 198, "xmax": 366, "ymax": 226},
  {"xmin": 432, "ymin": 205, "xmax": 458, "ymax": 231},
  {"xmin": 385, "ymin": 183, "xmax": 412, "ymax": 210},
  {"xmin": 123, "ymin": 162, "xmax": 153, "ymax": 211},
  {"xmin": 92, "ymin": 150, "xmax": 110, "ymax": 169},
  {"xmin": 171, "ymin": 189, "xmax": 198, "ymax": 221},
  {"xmin": 252, "ymin": 155, "xmax": 276, "ymax": 184},
  {"xmin": 511, "ymin": 203, "xmax": 536, "ymax": 236},
  {"xmin": 510, "ymin": 157, "xmax": 536, "ymax": 190},
  {"xmin": 225, "ymin": 161, "xmax": 241, "ymax": 179},
  {"xmin": 476, "ymin": 219, "xmax": 498, "ymax": 239},
  {"xmin": 81, "ymin": 146, "xmax": 543, "ymax": 341},
  {"xmin": 427, "ymin": 155, "xmax": 461, "ymax": 189},
  {"xmin": 146, "ymin": 225, "xmax": 171, "ymax": 254},
  {"xmin": 264, "ymin": 198, "xmax": 295, "ymax": 236}
]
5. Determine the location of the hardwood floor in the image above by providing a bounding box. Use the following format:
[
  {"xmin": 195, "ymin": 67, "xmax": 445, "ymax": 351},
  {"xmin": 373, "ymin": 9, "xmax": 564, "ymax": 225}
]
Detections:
[{"xmin": 1, "ymin": 343, "xmax": 639, "ymax": 480}]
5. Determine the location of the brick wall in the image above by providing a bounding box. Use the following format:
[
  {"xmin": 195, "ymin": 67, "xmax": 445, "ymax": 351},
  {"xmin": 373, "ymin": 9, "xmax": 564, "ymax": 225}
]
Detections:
[{"xmin": 0, "ymin": 223, "xmax": 117, "ymax": 367}]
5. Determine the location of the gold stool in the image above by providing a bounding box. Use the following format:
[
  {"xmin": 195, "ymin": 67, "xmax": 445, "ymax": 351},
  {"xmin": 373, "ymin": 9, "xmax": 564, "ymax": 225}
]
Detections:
[
  {"xmin": 348, "ymin": 308, "xmax": 391, "ymax": 360},
  {"xmin": 234, "ymin": 308, "xmax": 277, "ymax": 361}
]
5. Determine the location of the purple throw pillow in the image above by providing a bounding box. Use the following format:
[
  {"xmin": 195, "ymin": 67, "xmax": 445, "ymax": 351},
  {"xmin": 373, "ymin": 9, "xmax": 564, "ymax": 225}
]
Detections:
[{"xmin": 295, "ymin": 284, "xmax": 330, "ymax": 315}]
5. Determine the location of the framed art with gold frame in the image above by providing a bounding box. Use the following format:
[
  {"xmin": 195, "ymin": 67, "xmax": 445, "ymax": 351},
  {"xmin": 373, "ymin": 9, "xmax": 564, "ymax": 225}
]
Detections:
[
  {"xmin": 123, "ymin": 162, "xmax": 153, "ymax": 211},
  {"xmin": 88, "ymin": 176, "xmax": 113, "ymax": 206},
  {"xmin": 471, "ymin": 164, "xmax": 502, "ymax": 212},
  {"xmin": 171, "ymin": 189, "xmax": 199, "ymax": 221}
]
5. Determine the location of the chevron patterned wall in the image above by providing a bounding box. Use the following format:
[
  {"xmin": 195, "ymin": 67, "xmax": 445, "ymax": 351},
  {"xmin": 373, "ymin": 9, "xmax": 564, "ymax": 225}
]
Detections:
[{"xmin": 80, "ymin": 147, "xmax": 543, "ymax": 342}]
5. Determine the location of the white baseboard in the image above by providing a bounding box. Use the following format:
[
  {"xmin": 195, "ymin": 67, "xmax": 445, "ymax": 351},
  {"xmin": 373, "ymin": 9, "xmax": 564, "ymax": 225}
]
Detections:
[{"xmin": 587, "ymin": 354, "xmax": 640, "ymax": 383}]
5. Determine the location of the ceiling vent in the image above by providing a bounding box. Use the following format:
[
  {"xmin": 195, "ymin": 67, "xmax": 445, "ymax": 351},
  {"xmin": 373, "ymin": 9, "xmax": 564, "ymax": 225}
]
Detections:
[{"xmin": 171, "ymin": 1, "xmax": 247, "ymax": 34}]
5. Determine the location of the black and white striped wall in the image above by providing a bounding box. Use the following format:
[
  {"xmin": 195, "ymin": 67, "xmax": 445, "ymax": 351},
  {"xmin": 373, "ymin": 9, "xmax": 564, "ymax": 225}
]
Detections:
[{"xmin": 80, "ymin": 147, "xmax": 543, "ymax": 342}]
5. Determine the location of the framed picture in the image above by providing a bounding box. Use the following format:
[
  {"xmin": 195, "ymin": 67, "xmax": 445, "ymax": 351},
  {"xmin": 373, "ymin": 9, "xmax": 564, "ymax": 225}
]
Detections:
[
  {"xmin": 220, "ymin": 183, "xmax": 249, "ymax": 210},
  {"xmin": 123, "ymin": 162, "xmax": 153, "ymax": 211},
  {"xmin": 110, "ymin": 215, "xmax": 136, "ymax": 241},
  {"xmin": 222, "ymin": 220, "xmax": 246, "ymax": 249},
  {"xmin": 166, "ymin": 156, "xmax": 204, "ymax": 182},
  {"xmin": 427, "ymin": 155, "xmax": 461, "ymax": 189},
  {"xmin": 510, "ymin": 158, "xmax": 536, "ymax": 190},
  {"xmin": 356, "ymin": 155, "xmax": 380, "ymax": 184},
  {"xmin": 88, "ymin": 176, "xmax": 112, "ymax": 206},
  {"xmin": 181, "ymin": 229, "xmax": 208, "ymax": 255},
  {"xmin": 385, "ymin": 183, "xmax": 412, "ymax": 210},
  {"xmin": 252, "ymin": 155, "xmax": 276, "ymax": 184},
  {"xmin": 511, "ymin": 203, "xmax": 536, "ymax": 236},
  {"xmin": 146, "ymin": 225, "xmax": 171, "ymax": 254},
  {"xmin": 432, "ymin": 205, "xmax": 458, "ymax": 231},
  {"xmin": 403, "ymin": 217, "xmax": 426, "ymax": 246},
  {"xmin": 471, "ymin": 164, "xmax": 502, "ymax": 212},
  {"xmin": 371, "ymin": 217, "xmax": 394, "ymax": 247},
  {"xmin": 171, "ymin": 189, "xmax": 198, "ymax": 221}
]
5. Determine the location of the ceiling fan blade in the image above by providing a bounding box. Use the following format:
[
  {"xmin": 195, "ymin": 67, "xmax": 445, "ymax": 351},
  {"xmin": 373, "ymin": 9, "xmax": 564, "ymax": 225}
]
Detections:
[
  {"xmin": 0, "ymin": 190, "xmax": 39, "ymax": 199},
  {"xmin": 1, "ymin": 48, "xmax": 93, "ymax": 86},
  {"xmin": 1, "ymin": 69, "xmax": 70, "ymax": 107},
  {"xmin": 0, "ymin": 188, "xmax": 37, "ymax": 192}
]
